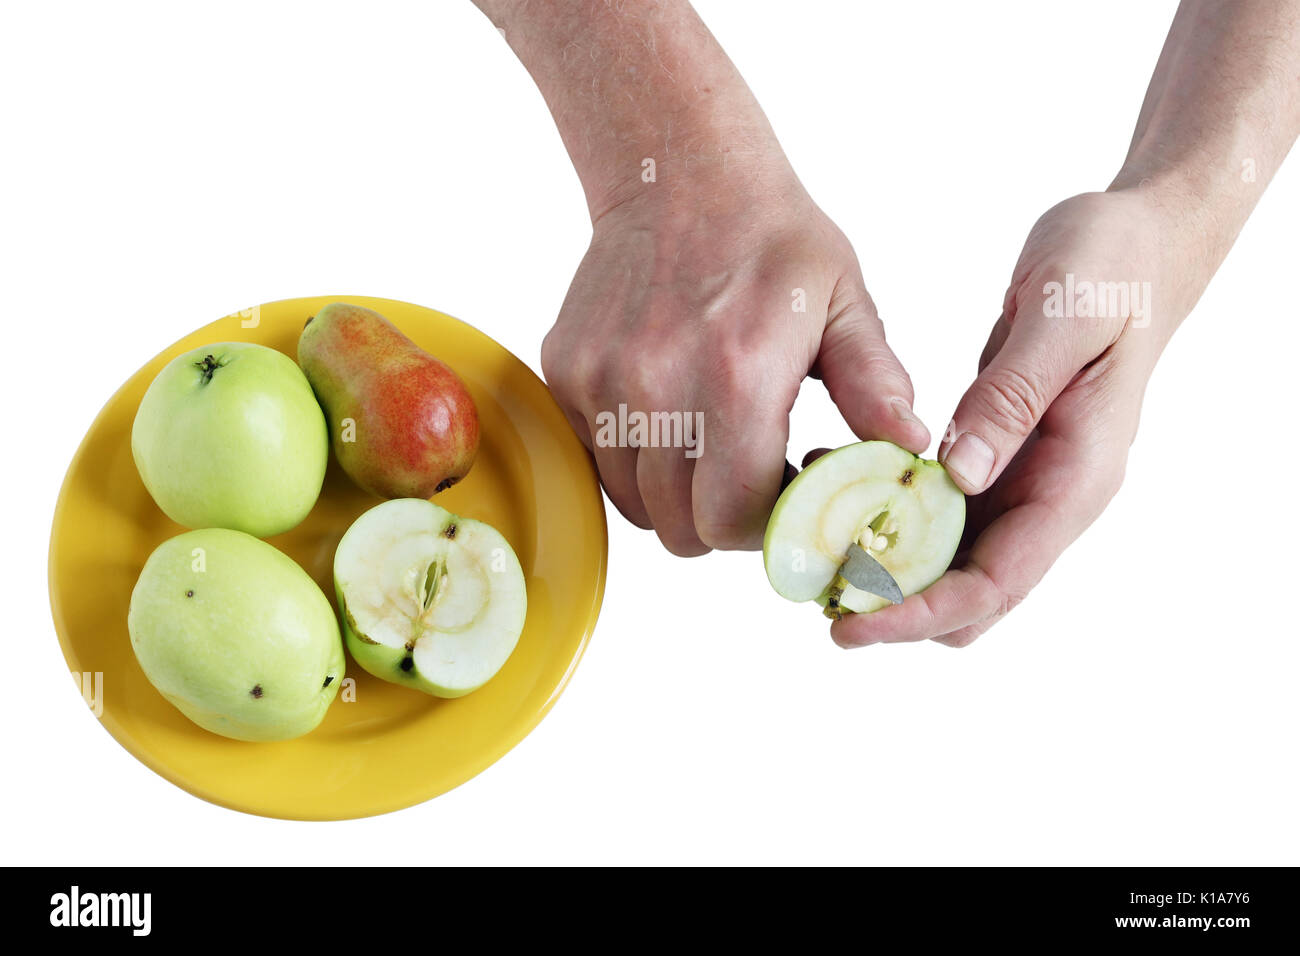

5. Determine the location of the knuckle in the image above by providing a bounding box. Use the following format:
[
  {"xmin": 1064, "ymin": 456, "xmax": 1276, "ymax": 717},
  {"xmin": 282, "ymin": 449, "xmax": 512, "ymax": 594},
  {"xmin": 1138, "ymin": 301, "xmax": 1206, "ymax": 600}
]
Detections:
[
  {"xmin": 567, "ymin": 351, "xmax": 612, "ymax": 408},
  {"xmin": 993, "ymin": 587, "xmax": 1028, "ymax": 620},
  {"xmin": 543, "ymin": 333, "xmax": 599, "ymax": 403},
  {"xmin": 971, "ymin": 564, "xmax": 1030, "ymax": 628},
  {"xmin": 621, "ymin": 350, "xmax": 667, "ymax": 404},
  {"xmin": 1087, "ymin": 460, "xmax": 1128, "ymax": 510},
  {"xmin": 853, "ymin": 344, "xmax": 911, "ymax": 400},
  {"xmin": 540, "ymin": 328, "xmax": 583, "ymax": 391},
  {"xmin": 539, "ymin": 328, "xmax": 562, "ymax": 379},
  {"xmin": 705, "ymin": 347, "xmax": 764, "ymax": 402},
  {"xmin": 974, "ymin": 367, "xmax": 1048, "ymax": 436},
  {"xmin": 1099, "ymin": 463, "xmax": 1126, "ymax": 503}
]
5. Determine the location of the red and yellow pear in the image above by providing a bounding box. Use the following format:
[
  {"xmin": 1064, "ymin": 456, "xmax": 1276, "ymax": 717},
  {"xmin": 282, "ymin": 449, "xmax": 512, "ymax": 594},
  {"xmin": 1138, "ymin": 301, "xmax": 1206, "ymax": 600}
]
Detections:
[{"xmin": 298, "ymin": 303, "xmax": 479, "ymax": 499}]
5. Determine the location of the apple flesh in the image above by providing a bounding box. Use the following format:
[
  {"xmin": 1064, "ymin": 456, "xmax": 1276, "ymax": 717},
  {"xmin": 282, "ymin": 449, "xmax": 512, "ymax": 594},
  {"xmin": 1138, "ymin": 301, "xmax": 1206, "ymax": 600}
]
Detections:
[
  {"xmin": 128, "ymin": 528, "xmax": 345, "ymax": 741},
  {"xmin": 334, "ymin": 498, "xmax": 526, "ymax": 698},
  {"xmin": 131, "ymin": 342, "xmax": 328, "ymax": 537},
  {"xmin": 298, "ymin": 303, "xmax": 480, "ymax": 500},
  {"xmin": 764, "ymin": 441, "xmax": 965, "ymax": 616}
]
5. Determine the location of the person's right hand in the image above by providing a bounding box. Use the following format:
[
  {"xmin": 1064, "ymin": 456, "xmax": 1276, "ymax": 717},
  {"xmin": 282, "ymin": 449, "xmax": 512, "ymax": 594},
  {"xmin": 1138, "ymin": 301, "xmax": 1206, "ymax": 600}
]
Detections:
[{"xmin": 542, "ymin": 167, "xmax": 930, "ymax": 555}]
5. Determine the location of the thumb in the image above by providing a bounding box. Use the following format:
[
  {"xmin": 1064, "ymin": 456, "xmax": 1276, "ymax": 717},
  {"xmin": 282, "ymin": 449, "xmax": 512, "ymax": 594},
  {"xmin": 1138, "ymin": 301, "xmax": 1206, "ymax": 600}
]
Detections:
[
  {"xmin": 940, "ymin": 312, "xmax": 1099, "ymax": 494},
  {"xmin": 816, "ymin": 284, "xmax": 930, "ymax": 453}
]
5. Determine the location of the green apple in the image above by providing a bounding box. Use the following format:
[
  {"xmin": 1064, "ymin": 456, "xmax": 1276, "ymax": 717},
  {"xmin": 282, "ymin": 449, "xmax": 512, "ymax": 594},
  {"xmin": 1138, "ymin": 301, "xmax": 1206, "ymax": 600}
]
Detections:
[
  {"xmin": 128, "ymin": 528, "xmax": 345, "ymax": 741},
  {"xmin": 764, "ymin": 441, "xmax": 965, "ymax": 617},
  {"xmin": 334, "ymin": 498, "xmax": 527, "ymax": 698},
  {"xmin": 131, "ymin": 342, "xmax": 328, "ymax": 537}
]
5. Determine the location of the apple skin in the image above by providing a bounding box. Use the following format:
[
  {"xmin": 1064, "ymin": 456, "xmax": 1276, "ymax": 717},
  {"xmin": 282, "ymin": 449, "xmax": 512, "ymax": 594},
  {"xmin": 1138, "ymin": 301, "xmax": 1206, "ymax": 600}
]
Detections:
[
  {"xmin": 339, "ymin": 598, "xmax": 525, "ymax": 700},
  {"xmin": 131, "ymin": 342, "xmax": 328, "ymax": 537},
  {"xmin": 128, "ymin": 528, "xmax": 345, "ymax": 741},
  {"xmin": 339, "ymin": 613, "xmax": 467, "ymax": 698},
  {"xmin": 298, "ymin": 303, "xmax": 479, "ymax": 500}
]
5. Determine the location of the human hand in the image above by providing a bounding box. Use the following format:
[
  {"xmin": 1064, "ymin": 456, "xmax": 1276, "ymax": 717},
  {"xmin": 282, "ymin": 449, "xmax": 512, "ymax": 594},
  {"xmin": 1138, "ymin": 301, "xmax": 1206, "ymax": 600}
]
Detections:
[
  {"xmin": 543, "ymin": 170, "xmax": 930, "ymax": 555},
  {"xmin": 832, "ymin": 189, "xmax": 1187, "ymax": 648},
  {"xmin": 831, "ymin": 0, "xmax": 1300, "ymax": 647},
  {"xmin": 473, "ymin": 0, "xmax": 926, "ymax": 554}
]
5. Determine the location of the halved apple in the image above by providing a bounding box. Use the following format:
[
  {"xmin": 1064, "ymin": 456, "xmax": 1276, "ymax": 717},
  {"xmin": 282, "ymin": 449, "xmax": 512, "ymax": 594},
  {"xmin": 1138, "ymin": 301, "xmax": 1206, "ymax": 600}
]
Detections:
[
  {"xmin": 764, "ymin": 441, "xmax": 965, "ymax": 616},
  {"xmin": 334, "ymin": 498, "xmax": 527, "ymax": 697}
]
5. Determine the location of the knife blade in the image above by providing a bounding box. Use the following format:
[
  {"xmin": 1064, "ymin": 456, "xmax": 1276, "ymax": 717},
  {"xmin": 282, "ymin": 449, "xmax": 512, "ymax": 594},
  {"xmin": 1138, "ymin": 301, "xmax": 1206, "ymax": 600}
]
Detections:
[{"xmin": 837, "ymin": 543, "xmax": 904, "ymax": 606}]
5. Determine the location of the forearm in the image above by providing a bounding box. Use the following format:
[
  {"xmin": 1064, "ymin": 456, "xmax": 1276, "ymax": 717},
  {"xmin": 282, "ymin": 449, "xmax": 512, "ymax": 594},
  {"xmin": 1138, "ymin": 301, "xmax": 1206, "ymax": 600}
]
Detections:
[
  {"xmin": 1110, "ymin": 0, "xmax": 1300, "ymax": 316},
  {"xmin": 471, "ymin": 0, "xmax": 797, "ymax": 221}
]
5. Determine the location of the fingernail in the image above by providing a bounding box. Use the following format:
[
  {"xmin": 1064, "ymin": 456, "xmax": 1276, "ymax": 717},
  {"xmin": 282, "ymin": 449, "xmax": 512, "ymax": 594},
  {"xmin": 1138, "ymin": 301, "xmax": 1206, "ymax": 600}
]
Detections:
[
  {"xmin": 891, "ymin": 399, "xmax": 927, "ymax": 435},
  {"xmin": 942, "ymin": 432, "xmax": 995, "ymax": 489}
]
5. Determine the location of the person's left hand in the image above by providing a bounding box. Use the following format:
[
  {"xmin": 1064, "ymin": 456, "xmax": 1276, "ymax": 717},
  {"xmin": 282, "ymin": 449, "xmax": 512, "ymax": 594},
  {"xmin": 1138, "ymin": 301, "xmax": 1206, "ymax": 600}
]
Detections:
[{"xmin": 831, "ymin": 188, "xmax": 1193, "ymax": 648}]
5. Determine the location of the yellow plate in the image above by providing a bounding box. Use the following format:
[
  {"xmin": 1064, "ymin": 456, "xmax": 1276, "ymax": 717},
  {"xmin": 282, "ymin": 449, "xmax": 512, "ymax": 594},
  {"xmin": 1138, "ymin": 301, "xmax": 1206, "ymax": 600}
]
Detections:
[{"xmin": 48, "ymin": 295, "xmax": 607, "ymax": 820}]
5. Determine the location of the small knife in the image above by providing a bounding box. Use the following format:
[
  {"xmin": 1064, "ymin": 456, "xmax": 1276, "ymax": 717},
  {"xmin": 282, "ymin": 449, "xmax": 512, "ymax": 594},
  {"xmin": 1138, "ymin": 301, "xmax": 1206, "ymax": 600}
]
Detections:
[{"xmin": 837, "ymin": 543, "xmax": 904, "ymax": 606}]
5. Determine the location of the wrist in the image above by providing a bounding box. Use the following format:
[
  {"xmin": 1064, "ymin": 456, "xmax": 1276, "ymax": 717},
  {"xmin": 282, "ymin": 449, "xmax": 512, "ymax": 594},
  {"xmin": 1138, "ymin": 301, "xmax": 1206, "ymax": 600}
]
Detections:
[
  {"xmin": 1101, "ymin": 178, "xmax": 1224, "ymax": 337},
  {"xmin": 482, "ymin": 0, "xmax": 796, "ymax": 224},
  {"xmin": 1109, "ymin": 142, "xmax": 1273, "ymax": 306},
  {"xmin": 588, "ymin": 124, "xmax": 806, "ymax": 230},
  {"xmin": 556, "ymin": 53, "xmax": 793, "ymax": 223}
]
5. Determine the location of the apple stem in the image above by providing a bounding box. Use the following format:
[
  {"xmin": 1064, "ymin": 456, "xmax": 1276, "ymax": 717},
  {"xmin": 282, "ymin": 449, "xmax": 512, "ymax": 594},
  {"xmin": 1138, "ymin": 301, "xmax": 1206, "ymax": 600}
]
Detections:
[
  {"xmin": 824, "ymin": 574, "xmax": 848, "ymax": 621},
  {"xmin": 194, "ymin": 354, "xmax": 222, "ymax": 384}
]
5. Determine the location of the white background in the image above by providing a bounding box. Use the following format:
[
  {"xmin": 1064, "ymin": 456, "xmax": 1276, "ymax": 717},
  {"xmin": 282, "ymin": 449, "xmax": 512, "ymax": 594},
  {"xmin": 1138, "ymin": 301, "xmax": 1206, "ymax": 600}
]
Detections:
[{"xmin": 4, "ymin": 0, "xmax": 1297, "ymax": 865}]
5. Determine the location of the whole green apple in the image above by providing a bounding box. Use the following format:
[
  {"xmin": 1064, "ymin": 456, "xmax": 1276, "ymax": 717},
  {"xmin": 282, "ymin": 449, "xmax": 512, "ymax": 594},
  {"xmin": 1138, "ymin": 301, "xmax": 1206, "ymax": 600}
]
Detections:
[
  {"xmin": 128, "ymin": 528, "xmax": 345, "ymax": 741},
  {"xmin": 131, "ymin": 342, "xmax": 328, "ymax": 537}
]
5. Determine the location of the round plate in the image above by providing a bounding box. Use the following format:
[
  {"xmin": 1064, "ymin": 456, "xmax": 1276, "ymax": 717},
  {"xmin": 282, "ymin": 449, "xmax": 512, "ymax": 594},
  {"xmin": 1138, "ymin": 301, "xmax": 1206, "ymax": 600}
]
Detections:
[{"xmin": 48, "ymin": 295, "xmax": 607, "ymax": 820}]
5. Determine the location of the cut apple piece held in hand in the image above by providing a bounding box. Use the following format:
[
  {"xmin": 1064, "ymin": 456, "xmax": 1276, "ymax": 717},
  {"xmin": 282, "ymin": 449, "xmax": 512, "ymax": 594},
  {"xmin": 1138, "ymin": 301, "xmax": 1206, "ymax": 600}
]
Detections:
[
  {"xmin": 764, "ymin": 441, "xmax": 965, "ymax": 618},
  {"xmin": 298, "ymin": 302, "xmax": 480, "ymax": 500},
  {"xmin": 335, "ymin": 498, "xmax": 527, "ymax": 698}
]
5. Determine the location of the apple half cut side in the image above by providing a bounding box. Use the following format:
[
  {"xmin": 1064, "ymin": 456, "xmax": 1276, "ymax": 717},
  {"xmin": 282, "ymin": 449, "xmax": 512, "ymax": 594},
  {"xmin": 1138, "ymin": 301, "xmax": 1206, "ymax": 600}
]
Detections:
[
  {"xmin": 334, "ymin": 498, "xmax": 527, "ymax": 698},
  {"xmin": 763, "ymin": 441, "xmax": 965, "ymax": 617}
]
